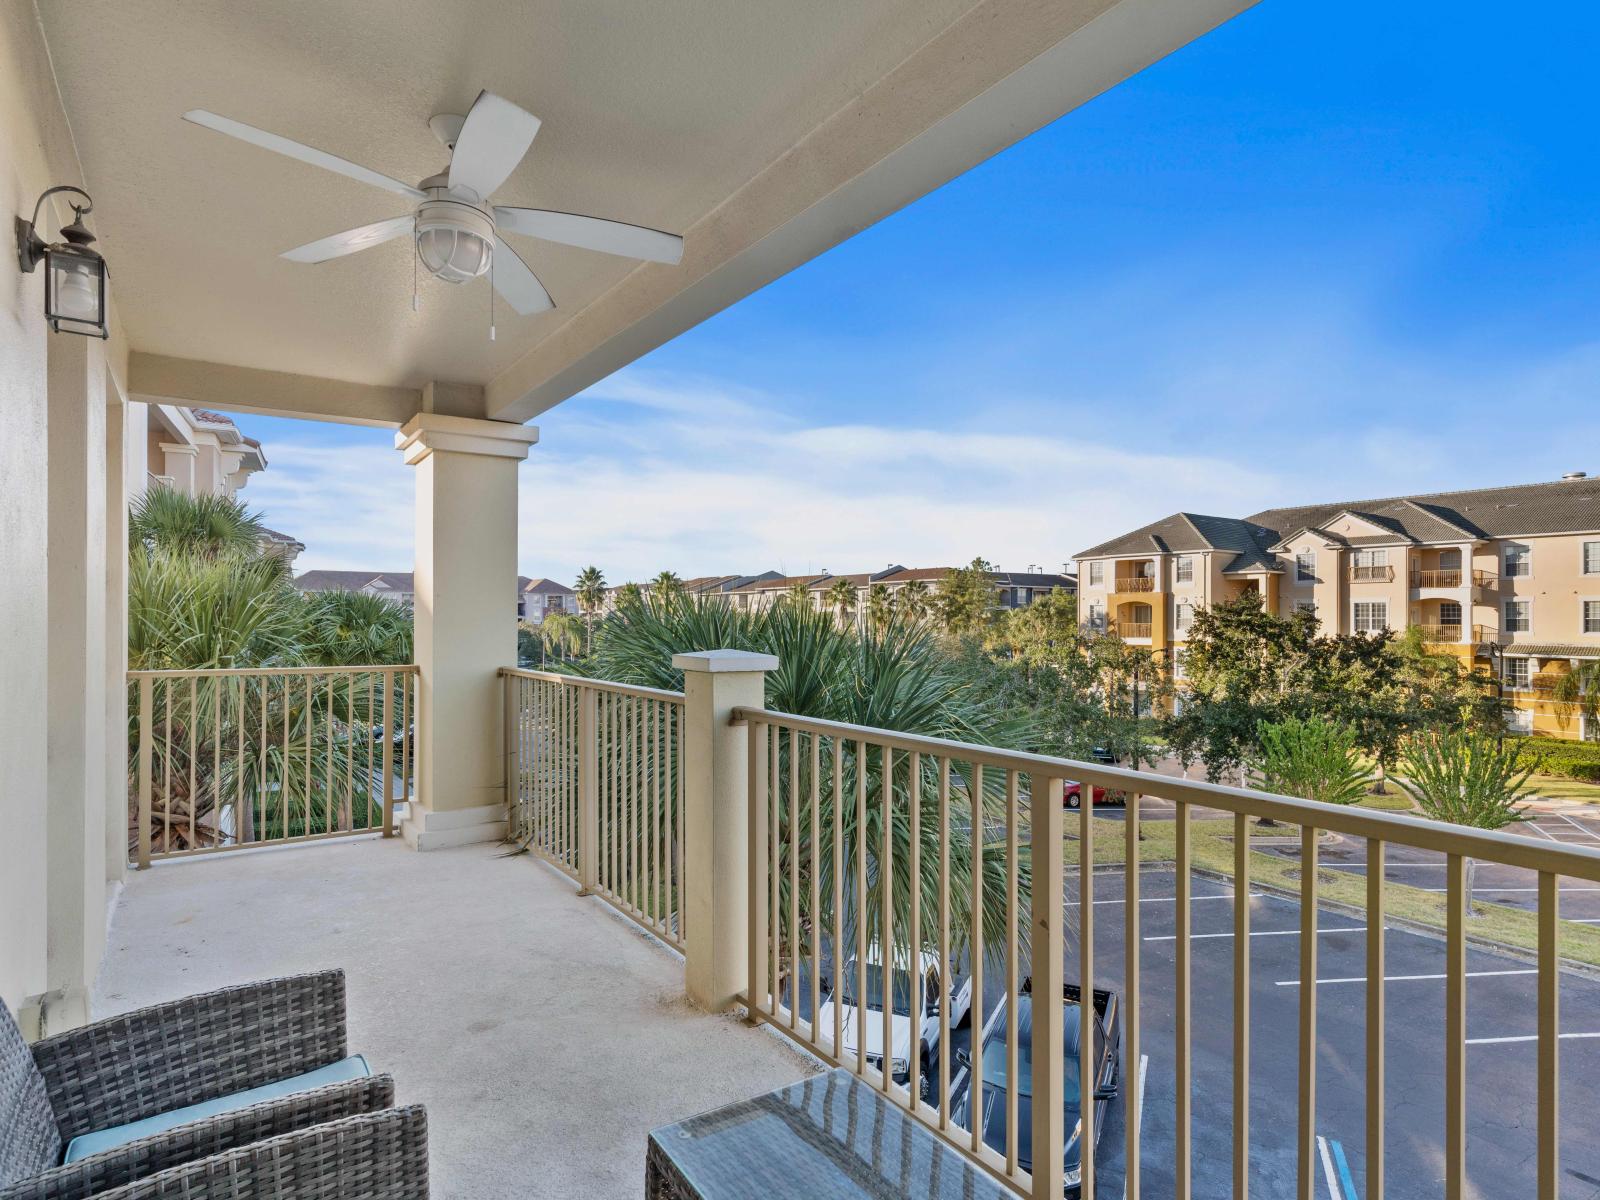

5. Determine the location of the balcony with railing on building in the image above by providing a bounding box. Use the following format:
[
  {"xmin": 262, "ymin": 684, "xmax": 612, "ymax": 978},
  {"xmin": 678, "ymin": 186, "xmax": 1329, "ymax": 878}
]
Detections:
[
  {"xmin": 1111, "ymin": 559, "xmax": 1158, "ymax": 593},
  {"xmin": 1349, "ymin": 561, "xmax": 1395, "ymax": 582}
]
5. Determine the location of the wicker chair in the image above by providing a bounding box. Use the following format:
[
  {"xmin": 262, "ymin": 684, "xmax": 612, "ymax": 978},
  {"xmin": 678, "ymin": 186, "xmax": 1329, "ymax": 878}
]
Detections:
[{"xmin": 1, "ymin": 970, "xmax": 426, "ymax": 1199}]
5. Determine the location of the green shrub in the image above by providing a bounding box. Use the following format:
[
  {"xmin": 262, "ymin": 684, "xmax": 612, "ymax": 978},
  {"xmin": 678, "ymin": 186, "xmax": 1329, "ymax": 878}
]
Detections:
[{"xmin": 1515, "ymin": 735, "xmax": 1600, "ymax": 781}]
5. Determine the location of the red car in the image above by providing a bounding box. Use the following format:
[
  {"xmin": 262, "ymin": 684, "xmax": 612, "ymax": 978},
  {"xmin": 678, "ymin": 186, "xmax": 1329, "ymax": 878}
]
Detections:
[{"xmin": 1064, "ymin": 781, "xmax": 1120, "ymax": 809}]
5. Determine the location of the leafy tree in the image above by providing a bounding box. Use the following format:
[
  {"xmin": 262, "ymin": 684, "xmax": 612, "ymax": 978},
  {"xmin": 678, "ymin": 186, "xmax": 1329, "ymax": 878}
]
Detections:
[
  {"xmin": 826, "ymin": 577, "xmax": 858, "ymax": 626},
  {"xmin": 1250, "ymin": 716, "xmax": 1374, "ymax": 807},
  {"xmin": 1396, "ymin": 729, "xmax": 1538, "ymax": 914},
  {"xmin": 985, "ymin": 589, "xmax": 1078, "ymax": 664},
  {"xmin": 575, "ymin": 565, "xmax": 607, "ymax": 650},
  {"xmin": 935, "ymin": 558, "xmax": 998, "ymax": 639}
]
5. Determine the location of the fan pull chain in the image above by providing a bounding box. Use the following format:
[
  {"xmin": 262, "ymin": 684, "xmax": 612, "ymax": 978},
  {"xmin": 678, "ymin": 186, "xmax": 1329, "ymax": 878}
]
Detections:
[
  {"xmin": 411, "ymin": 216, "xmax": 420, "ymax": 312},
  {"xmin": 489, "ymin": 247, "xmax": 496, "ymax": 341}
]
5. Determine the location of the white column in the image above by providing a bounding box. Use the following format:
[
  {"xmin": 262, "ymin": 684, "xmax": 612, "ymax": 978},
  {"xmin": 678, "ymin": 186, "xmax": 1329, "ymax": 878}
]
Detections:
[
  {"xmin": 43, "ymin": 334, "xmax": 108, "ymax": 1033},
  {"xmin": 397, "ymin": 412, "xmax": 539, "ymax": 850},
  {"xmin": 674, "ymin": 649, "xmax": 778, "ymax": 1012},
  {"xmin": 159, "ymin": 442, "xmax": 197, "ymax": 493}
]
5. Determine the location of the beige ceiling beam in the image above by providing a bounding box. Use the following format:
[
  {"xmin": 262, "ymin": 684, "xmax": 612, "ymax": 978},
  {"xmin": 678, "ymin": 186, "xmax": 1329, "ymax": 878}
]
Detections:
[
  {"xmin": 128, "ymin": 352, "xmax": 432, "ymax": 428},
  {"xmin": 487, "ymin": 0, "xmax": 1256, "ymax": 423}
]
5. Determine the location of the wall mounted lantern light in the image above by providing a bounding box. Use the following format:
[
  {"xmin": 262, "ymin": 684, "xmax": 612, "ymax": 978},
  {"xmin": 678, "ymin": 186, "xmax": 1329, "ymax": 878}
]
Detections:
[{"xmin": 15, "ymin": 185, "xmax": 109, "ymax": 339}]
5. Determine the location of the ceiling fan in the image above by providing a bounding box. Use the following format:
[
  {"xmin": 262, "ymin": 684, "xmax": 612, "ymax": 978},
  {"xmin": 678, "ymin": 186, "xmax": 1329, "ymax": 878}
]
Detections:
[{"xmin": 182, "ymin": 91, "xmax": 683, "ymax": 323}]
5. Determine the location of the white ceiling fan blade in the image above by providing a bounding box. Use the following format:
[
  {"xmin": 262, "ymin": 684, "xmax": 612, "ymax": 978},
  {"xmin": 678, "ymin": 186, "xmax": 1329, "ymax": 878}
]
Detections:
[
  {"xmin": 448, "ymin": 92, "xmax": 540, "ymax": 201},
  {"xmin": 183, "ymin": 110, "xmax": 424, "ymax": 200},
  {"xmin": 494, "ymin": 208, "xmax": 683, "ymax": 265},
  {"xmin": 492, "ymin": 236, "xmax": 553, "ymax": 315},
  {"xmin": 280, "ymin": 216, "xmax": 414, "ymax": 263}
]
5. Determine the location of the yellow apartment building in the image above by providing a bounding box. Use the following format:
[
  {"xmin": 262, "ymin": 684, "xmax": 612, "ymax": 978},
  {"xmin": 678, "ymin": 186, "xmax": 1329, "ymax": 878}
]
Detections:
[{"xmin": 1075, "ymin": 473, "xmax": 1600, "ymax": 739}]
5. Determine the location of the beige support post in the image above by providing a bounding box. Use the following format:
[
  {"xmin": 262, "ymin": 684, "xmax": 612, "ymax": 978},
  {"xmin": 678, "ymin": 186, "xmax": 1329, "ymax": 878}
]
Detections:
[
  {"xmin": 578, "ymin": 685, "xmax": 599, "ymax": 894},
  {"xmin": 396, "ymin": 410, "xmax": 539, "ymax": 850},
  {"xmin": 675, "ymin": 649, "xmax": 778, "ymax": 1012}
]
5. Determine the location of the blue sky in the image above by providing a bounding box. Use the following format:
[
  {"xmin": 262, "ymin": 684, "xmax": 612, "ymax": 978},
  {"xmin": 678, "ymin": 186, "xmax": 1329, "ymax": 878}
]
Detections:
[{"xmin": 242, "ymin": 0, "xmax": 1600, "ymax": 584}]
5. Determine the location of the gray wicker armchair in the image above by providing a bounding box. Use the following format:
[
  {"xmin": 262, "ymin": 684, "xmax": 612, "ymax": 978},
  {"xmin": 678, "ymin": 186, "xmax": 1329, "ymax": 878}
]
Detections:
[{"xmin": 1, "ymin": 970, "xmax": 424, "ymax": 1200}]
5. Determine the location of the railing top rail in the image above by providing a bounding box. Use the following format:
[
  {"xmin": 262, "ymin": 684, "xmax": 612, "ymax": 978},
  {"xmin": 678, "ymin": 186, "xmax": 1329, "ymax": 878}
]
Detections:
[
  {"xmin": 128, "ymin": 664, "xmax": 418, "ymax": 679},
  {"xmin": 733, "ymin": 705, "xmax": 1600, "ymax": 883},
  {"xmin": 498, "ymin": 666, "xmax": 685, "ymax": 703}
]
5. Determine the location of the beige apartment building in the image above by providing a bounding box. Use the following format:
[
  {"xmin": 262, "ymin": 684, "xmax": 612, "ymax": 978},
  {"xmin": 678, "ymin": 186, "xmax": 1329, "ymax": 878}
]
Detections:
[
  {"xmin": 1075, "ymin": 473, "xmax": 1600, "ymax": 739},
  {"xmin": 724, "ymin": 565, "xmax": 1074, "ymax": 616}
]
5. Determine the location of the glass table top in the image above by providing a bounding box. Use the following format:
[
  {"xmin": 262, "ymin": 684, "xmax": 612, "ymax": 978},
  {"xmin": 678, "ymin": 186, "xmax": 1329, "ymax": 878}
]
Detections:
[{"xmin": 648, "ymin": 1067, "xmax": 1013, "ymax": 1199}]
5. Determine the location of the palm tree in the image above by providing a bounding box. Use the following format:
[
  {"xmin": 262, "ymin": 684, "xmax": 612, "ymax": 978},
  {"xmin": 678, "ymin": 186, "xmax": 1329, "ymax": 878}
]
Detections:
[
  {"xmin": 896, "ymin": 579, "xmax": 931, "ymax": 621},
  {"xmin": 826, "ymin": 577, "xmax": 858, "ymax": 628},
  {"xmin": 583, "ymin": 596, "xmax": 1031, "ymax": 978},
  {"xmin": 131, "ymin": 486, "xmax": 266, "ymax": 558},
  {"xmin": 785, "ymin": 579, "xmax": 814, "ymax": 610},
  {"xmin": 651, "ymin": 571, "xmax": 684, "ymax": 607},
  {"xmin": 1553, "ymin": 661, "xmax": 1600, "ymax": 740},
  {"xmin": 575, "ymin": 565, "xmax": 607, "ymax": 651},
  {"xmin": 540, "ymin": 611, "xmax": 584, "ymax": 664},
  {"xmin": 865, "ymin": 583, "xmax": 893, "ymax": 633}
]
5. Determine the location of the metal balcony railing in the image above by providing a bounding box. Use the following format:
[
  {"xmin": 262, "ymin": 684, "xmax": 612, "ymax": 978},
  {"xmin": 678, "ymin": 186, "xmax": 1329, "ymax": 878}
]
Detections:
[
  {"xmin": 500, "ymin": 652, "xmax": 1593, "ymax": 1200},
  {"xmin": 128, "ymin": 664, "xmax": 419, "ymax": 866},
  {"xmin": 1350, "ymin": 564, "xmax": 1395, "ymax": 582},
  {"xmin": 1115, "ymin": 577, "xmax": 1157, "ymax": 592},
  {"xmin": 1410, "ymin": 569, "xmax": 1462, "ymax": 588}
]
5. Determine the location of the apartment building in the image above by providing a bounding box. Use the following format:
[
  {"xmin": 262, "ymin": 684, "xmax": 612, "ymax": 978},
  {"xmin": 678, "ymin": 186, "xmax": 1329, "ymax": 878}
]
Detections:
[
  {"xmin": 295, "ymin": 571, "xmax": 538, "ymax": 621},
  {"xmin": 520, "ymin": 578, "xmax": 579, "ymax": 623},
  {"xmin": 1075, "ymin": 473, "xmax": 1600, "ymax": 738},
  {"xmin": 715, "ymin": 564, "xmax": 1075, "ymax": 615}
]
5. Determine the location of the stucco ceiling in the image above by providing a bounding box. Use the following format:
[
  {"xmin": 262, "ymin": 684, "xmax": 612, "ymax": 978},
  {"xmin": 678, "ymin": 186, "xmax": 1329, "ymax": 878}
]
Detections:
[{"xmin": 37, "ymin": 0, "xmax": 975, "ymax": 391}]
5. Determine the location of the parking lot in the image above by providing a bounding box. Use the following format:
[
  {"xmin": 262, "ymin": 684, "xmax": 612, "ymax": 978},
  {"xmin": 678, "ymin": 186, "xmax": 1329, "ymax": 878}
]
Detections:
[{"xmin": 945, "ymin": 866, "xmax": 1600, "ymax": 1198}]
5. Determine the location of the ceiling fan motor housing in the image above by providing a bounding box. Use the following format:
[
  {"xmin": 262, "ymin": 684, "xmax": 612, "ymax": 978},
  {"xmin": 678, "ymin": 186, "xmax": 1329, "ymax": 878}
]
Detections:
[{"xmin": 414, "ymin": 191, "xmax": 494, "ymax": 283}]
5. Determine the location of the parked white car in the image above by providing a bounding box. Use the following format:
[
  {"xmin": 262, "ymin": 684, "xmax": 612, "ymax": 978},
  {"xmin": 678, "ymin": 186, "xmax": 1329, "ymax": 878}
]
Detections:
[{"xmin": 817, "ymin": 945, "xmax": 972, "ymax": 1087}]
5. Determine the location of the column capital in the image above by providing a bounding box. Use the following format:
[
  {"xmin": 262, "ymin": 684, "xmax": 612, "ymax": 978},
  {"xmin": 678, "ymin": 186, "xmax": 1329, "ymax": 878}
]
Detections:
[
  {"xmin": 157, "ymin": 442, "xmax": 198, "ymax": 457},
  {"xmin": 396, "ymin": 413, "xmax": 539, "ymax": 466},
  {"xmin": 673, "ymin": 649, "xmax": 780, "ymax": 674}
]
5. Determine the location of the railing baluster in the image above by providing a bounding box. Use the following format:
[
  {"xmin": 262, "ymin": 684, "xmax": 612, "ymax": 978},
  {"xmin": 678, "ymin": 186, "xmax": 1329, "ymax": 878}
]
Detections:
[
  {"xmin": 970, "ymin": 762, "xmax": 984, "ymax": 1157},
  {"xmin": 790, "ymin": 727, "xmax": 801, "ymax": 1031},
  {"xmin": 856, "ymin": 739, "xmax": 868, "ymax": 1078},
  {"xmin": 746, "ymin": 717, "xmax": 769, "ymax": 1020},
  {"xmin": 237, "ymin": 674, "xmax": 247, "ymax": 843},
  {"xmin": 342, "ymin": 673, "xmax": 353, "ymax": 831},
  {"xmin": 1445, "ymin": 853, "xmax": 1466, "ymax": 1200},
  {"xmin": 881, "ymin": 745, "xmax": 894, "ymax": 1092},
  {"xmin": 907, "ymin": 751, "xmax": 921, "ymax": 1109},
  {"xmin": 1005, "ymin": 769, "xmax": 1020, "ymax": 1173},
  {"xmin": 1126, "ymin": 778, "xmax": 1142, "ymax": 1199},
  {"xmin": 1029, "ymin": 773, "xmax": 1065, "ymax": 1200},
  {"xmin": 136, "ymin": 675, "xmax": 152, "ymax": 868},
  {"xmin": 1298, "ymin": 824, "xmax": 1319, "ymax": 1200},
  {"xmin": 188, "ymin": 676, "xmax": 197, "ymax": 849},
  {"xmin": 676, "ymin": 700, "xmax": 687, "ymax": 942},
  {"xmin": 364, "ymin": 671, "xmax": 374, "ymax": 830},
  {"xmin": 1538, "ymin": 870, "xmax": 1559, "ymax": 1200},
  {"xmin": 937, "ymin": 756, "xmax": 951, "ymax": 1131},
  {"xmin": 164, "ymin": 678, "xmax": 174, "ymax": 853},
  {"xmin": 832, "ymin": 734, "xmax": 845, "ymax": 1057},
  {"xmin": 1232, "ymin": 811, "xmax": 1250, "ymax": 1198},
  {"xmin": 811, "ymin": 731, "xmax": 823, "ymax": 1047},
  {"xmin": 1367, "ymin": 838, "xmax": 1385, "ymax": 1200},
  {"xmin": 771, "ymin": 723, "xmax": 781, "ymax": 1020},
  {"xmin": 305, "ymin": 674, "xmax": 314, "ymax": 834},
  {"xmin": 1079, "ymin": 769, "xmax": 1095, "ymax": 1196},
  {"xmin": 1176, "ymin": 798, "xmax": 1191, "ymax": 1200},
  {"xmin": 656, "ymin": 698, "xmax": 667, "ymax": 927},
  {"xmin": 213, "ymin": 678, "xmax": 223, "ymax": 845}
]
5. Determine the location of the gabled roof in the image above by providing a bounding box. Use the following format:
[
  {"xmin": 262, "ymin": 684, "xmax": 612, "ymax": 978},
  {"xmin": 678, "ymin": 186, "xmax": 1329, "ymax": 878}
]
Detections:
[
  {"xmin": 1079, "ymin": 476, "xmax": 1600, "ymax": 562},
  {"xmin": 522, "ymin": 578, "xmax": 575, "ymax": 595},
  {"xmin": 297, "ymin": 571, "xmax": 533, "ymax": 592}
]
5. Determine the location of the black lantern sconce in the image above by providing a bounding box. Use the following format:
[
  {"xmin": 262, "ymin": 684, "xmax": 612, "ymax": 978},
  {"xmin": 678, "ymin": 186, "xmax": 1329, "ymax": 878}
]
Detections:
[{"xmin": 15, "ymin": 185, "xmax": 109, "ymax": 339}]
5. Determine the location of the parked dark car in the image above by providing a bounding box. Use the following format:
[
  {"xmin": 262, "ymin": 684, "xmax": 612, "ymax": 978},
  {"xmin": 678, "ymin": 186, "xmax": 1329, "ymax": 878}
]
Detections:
[{"xmin": 949, "ymin": 979, "xmax": 1120, "ymax": 1195}]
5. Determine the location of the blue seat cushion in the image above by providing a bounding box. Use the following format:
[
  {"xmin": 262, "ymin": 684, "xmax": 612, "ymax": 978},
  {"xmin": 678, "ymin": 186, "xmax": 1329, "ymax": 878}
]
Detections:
[{"xmin": 62, "ymin": 1055, "xmax": 371, "ymax": 1164}]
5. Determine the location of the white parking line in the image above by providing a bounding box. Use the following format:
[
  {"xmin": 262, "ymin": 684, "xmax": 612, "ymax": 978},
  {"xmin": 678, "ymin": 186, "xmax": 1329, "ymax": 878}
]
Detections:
[
  {"xmin": 1276, "ymin": 969, "xmax": 1536, "ymax": 987},
  {"xmin": 1065, "ymin": 893, "xmax": 1263, "ymax": 907},
  {"xmin": 1416, "ymin": 886, "xmax": 1600, "ymax": 894},
  {"xmin": 1468, "ymin": 1032, "xmax": 1600, "ymax": 1046},
  {"xmin": 1317, "ymin": 1135, "xmax": 1344, "ymax": 1200},
  {"xmin": 1146, "ymin": 926, "xmax": 1365, "ymax": 942}
]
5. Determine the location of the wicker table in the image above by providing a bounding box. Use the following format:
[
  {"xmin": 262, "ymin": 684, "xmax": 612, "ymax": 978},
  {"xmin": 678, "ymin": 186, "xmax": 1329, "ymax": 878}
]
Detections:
[{"xmin": 646, "ymin": 1068, "xmax": 1011, "ymax": 1199}]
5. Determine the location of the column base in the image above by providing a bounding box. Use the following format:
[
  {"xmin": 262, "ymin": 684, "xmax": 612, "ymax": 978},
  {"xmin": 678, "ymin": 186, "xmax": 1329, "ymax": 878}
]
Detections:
[{"xmin": 400, "ymin": 802, "xmax": 508, "ymax": 851}]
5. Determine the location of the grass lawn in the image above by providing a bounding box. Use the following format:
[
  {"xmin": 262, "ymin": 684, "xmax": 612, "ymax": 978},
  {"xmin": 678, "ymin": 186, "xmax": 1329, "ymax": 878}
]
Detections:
[
  {"xmin": 1528, "ymin": 773, "xmax": 1600, "ymax": 805},
  {"xmin": 1064, "ymin": 801, "xmax": 1600, "ymax": 969}
]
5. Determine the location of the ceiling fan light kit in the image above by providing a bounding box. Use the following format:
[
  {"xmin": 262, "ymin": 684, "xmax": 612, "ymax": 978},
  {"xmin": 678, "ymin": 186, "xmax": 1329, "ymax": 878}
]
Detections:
[{"xmin": 182, "ymin": 90, "xmax": 684, "ymax": 335}]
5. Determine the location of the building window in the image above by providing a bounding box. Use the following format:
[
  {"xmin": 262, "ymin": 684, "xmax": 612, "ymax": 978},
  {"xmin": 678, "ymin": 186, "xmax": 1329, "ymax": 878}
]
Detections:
[
  {"xmin": 1505, "ymin": 706, "xmax": 1533, "ymax": 734},
  {"xmin": 1504, "ymin": 544, "xmax": 1532, "ymax": 577},
  {"xmin": 1172, "ymin": 649, "xmax": 1187, "ymax": 680},
  {"xmin": 1175, "ymin": 556, "xmax": 1193, "ymax": 584},
  {"xmin": 1585, "ymin": 600, "xmax": 1600, "ymax": 635},
  {"xmin": 1087, "ymin": 602, "xmax": 1106, "ymax": 632},
  {"xmin": 1295, "ymin": 600, "xmax": 1317, "ymax": 616},
  {"xmin": 1438, "ymin": 601, "xmax": 1463, "ymax": 627},
  {"xmin": 1088, "ymin": 561, "xmax": 1104, "ymax": 588},
  {"xmin": 1353, "ymin": 601, "xmax": 1388, "ymax": 633},
  {"xmin": 1503, "ymin": 658, "xmax": 1531, "ymax": 691},
  {"xmin": 1295, "ymin": 550, "xmax": 1315, "ymax": 582},
  {"xmin": 1585, "ymin": 541, "xmax": 1600, "ymax": 575},
  {"xmin": 1353, "ymin": 549, "xmax": 1388, "ymax": 568},
  {"xmin": 1505, "ymin": 599, "xmax": 1532, "ymax": 633},
  {"xmin": 1175, "ymin": 602, "xmax": 1193, "ymax": 632}
]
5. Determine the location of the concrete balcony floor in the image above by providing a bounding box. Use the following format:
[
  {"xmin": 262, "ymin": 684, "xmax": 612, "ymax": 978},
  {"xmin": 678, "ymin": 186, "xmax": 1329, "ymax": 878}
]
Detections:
[{"xmin": 96, "ymin": 837, "xmax": 812, "ymax": 1199}]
